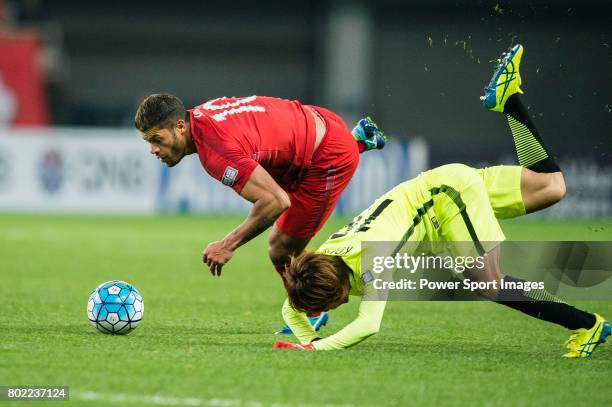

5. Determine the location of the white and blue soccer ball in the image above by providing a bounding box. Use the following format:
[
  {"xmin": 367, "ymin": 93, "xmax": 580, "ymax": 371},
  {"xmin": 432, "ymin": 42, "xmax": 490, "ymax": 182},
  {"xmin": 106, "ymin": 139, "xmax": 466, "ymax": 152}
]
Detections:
[{"xmin": 87, "ymin": 280, "xmax": 144, "ymax": 334}]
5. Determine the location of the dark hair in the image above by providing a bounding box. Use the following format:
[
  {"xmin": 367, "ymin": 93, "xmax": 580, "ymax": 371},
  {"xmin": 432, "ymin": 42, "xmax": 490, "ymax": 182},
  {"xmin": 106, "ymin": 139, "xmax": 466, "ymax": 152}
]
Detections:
[
  {"xmin": 285, "ymin": 251, "xmax": 350, "ymax": 313},
  {"xmin": 134, "ymin": 93, "xmax": 186, "ymax": 132}
]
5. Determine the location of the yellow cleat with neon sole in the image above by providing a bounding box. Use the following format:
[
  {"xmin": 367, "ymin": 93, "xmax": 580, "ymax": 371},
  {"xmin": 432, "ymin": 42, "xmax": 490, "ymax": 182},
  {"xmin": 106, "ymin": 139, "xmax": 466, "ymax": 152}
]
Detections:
[
  {"xmin": 563, "ymin": 313, "xmax": 611, "ymax": 358},
  {"xmin": 480, "ymin": 44, "xmax": 524, "ymax": 112}
]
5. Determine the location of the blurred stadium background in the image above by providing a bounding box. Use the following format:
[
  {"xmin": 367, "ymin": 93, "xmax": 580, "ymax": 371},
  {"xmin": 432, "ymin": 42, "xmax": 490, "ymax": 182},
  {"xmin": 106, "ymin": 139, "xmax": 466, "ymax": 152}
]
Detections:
[{"xmin": 0, "ymin": 0, "xmax": 610, "ymax": 216}]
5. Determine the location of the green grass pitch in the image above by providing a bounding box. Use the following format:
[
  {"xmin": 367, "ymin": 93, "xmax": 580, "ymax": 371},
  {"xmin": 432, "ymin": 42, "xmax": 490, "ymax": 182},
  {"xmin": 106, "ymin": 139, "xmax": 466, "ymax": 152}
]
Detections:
[{"xmin": 1, "ymin": 214, "xmax": 611, "ymax": 406}]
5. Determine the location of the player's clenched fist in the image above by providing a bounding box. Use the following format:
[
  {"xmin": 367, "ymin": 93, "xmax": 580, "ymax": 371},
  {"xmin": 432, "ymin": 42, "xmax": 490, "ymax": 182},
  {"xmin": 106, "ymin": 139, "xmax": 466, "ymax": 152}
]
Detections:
[
  {"xmin": 273, "ymin": 341, "xmax": 314, "ymax": 350},
  {"xmin": 203, "ymin": 240, "xmax": 235, "ymax": 276}
]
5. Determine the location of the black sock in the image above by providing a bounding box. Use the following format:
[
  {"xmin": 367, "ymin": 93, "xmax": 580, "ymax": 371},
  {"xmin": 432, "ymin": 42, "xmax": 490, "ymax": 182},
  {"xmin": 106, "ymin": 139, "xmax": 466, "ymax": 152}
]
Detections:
[
  {"xmin": 495, "ymin": 275, "xmax": 595, "ymax": 330},
  {"xmin": 503, "ymin": 95, "xmax": 560, "ymax": 173}
]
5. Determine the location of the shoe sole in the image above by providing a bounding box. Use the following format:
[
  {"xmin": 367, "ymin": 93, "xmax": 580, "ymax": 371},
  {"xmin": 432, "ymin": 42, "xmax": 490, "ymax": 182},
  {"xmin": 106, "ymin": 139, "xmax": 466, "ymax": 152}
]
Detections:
[{"xmin": 482, "ymin": 44, "xmax": 522, "ymax": 110}]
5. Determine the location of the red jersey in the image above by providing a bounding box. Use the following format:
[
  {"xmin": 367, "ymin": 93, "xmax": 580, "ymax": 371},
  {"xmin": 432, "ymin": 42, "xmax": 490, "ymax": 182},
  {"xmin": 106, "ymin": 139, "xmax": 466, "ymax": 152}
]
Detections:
[{"xmin": 189, "ymin": 96, "xmax": 317, "ymax": 193}]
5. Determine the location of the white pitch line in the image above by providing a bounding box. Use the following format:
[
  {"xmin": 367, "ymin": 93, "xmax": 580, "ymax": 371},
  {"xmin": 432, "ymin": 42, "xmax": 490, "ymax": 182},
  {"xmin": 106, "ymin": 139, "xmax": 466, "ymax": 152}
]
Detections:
[{"xmin": 72, "ymin": 390, "xmax": 358, "ymax": 407}]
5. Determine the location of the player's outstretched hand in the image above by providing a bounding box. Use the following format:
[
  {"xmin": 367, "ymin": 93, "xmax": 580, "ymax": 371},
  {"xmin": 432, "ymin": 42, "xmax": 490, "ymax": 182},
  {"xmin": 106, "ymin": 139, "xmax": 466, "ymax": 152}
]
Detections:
[
  {"xmin": 273, "ymin": 341, "xmax": 314, "ymax": 350},
  {"xmin": 203, "ymin": 240, "xmax": 235, "ymax": 276}
]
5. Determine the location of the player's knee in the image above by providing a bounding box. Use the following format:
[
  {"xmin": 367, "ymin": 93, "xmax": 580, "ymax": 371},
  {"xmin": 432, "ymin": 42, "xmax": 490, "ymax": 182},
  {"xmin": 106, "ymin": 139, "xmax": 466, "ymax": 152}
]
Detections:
[
  {"xmin": 538, "ymin": 172, "xmax": 566, "ymax": 206},
  {"xmin": 268, "ymin": 241, "xmax": 290, "ymax": 265},
  {"xmin": 549, "ymin": 172, "xmax": 566, "ymax": 204},
  {"xmin": 268, "ymin": 233, "xmax": 308, "ymax": 265}
]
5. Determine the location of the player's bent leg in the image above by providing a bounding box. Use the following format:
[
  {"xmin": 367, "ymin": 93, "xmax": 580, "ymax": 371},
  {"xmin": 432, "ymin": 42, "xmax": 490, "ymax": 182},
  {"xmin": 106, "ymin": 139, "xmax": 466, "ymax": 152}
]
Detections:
[
  {"xmin": 494, "ymin": 272, "xmax": 610, "ymax": 358},
  {"xmin": 482, "ymin": 45, "xmax": 564, "ymax": 200},
  {"xmin": 432, "ymin": 166, "xmax": 608, "ymax": 357},
  {"xmin": 477, "ymin": 165, "xmax": 566, "ymax": 218},
  {"xmin": 465, "ymin": 244, "xmax": 609, "ymax": 358},
  {"xmin": 271, "ymin": 109, "xmax": 359, "ymax": 334},
  {"xmin": 268, "ymin": 225, "xmax": 310, "ymax": 270},
  {"xmin": 462, "ymin": 246, "xmax": 503, "ymax": 300},
  {"xmin": 473, "ymin": 251, "xmax": 610, "ymax": 358},
  {"xmin": 268, "ymin": 227, "xmax": 330, "ymax": 334},
  {"xmin": 520, "ymin": 168, "xmax": 566, "ymax": 213}
]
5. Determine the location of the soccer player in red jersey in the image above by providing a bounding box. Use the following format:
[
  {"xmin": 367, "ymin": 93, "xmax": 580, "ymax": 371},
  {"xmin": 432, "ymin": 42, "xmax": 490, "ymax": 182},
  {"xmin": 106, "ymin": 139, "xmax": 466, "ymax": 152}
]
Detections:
[{"xmin": 134, "ymin": 94, "xmax": 385, "ymax": 329}]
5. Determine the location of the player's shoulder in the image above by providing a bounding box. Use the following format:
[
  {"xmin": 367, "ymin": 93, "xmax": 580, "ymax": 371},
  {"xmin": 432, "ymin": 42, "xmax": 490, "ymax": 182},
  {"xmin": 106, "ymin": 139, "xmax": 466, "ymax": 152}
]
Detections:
[{"xmin": 190, "ymin": 96, "xmax": 257, "ymax": 118}]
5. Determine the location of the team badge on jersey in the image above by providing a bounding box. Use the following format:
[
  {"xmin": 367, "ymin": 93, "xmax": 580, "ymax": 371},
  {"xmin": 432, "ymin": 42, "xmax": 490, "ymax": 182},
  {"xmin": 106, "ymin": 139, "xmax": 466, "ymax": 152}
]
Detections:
[{"xmin": 221, "ymin": 166, "xmax": 238, "ymax": 186}]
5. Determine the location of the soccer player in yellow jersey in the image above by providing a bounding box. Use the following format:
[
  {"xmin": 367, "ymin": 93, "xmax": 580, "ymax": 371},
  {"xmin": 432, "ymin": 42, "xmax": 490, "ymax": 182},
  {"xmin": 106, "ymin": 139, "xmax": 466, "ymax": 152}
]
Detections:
[{"xmin": 273, "ymin": 45, "xmax": 611, "ymax": 358}]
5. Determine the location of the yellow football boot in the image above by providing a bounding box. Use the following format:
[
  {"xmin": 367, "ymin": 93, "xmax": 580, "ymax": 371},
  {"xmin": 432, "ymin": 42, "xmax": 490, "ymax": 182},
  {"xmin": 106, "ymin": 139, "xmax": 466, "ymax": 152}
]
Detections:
[
  {"xmin": 563, "ymin": 313, "xmax": 611, "ymax": 358},
  {"xmin": 480, "ymin": 44, "xmax": 524, "ymax": 112}
]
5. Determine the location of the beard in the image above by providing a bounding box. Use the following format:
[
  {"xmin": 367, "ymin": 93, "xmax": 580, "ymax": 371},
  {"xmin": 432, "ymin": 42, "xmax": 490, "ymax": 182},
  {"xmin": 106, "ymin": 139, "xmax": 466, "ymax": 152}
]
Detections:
[{"xmin": 165, "ymin": 133, "xmax": 186, "ymax": 167}]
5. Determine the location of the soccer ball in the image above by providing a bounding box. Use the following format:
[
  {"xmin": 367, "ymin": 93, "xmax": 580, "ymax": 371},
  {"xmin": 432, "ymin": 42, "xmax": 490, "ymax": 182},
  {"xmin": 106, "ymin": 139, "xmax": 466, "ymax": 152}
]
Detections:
[{"xmin": 87, "ymin": 280, "xmax": 144, "ymax": 334}]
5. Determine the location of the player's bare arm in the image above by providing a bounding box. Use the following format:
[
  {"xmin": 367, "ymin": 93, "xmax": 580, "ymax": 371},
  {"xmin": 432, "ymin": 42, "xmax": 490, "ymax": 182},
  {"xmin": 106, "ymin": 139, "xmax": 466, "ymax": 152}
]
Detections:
[{"xmin": 203, "ymin": 165, "xmax": 291, "ymax": 276}]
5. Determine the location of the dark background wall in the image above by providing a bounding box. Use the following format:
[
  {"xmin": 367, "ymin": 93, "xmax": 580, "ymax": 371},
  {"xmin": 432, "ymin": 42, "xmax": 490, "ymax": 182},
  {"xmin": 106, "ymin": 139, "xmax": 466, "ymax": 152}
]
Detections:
[
  {"xmin": 14, "ymin": 0, "xmax": 611, "ymax": 167},
  {"xmin": 371, "ymin": 0, "xmax": 611, "ymax": 166}
]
